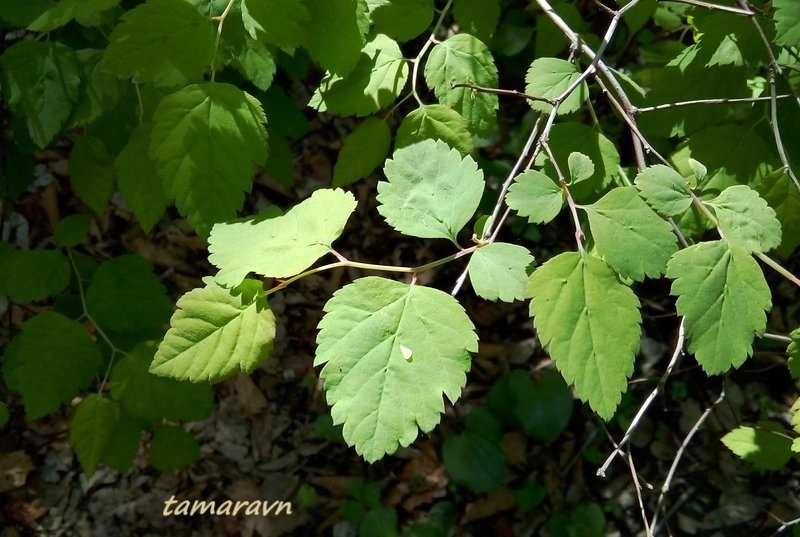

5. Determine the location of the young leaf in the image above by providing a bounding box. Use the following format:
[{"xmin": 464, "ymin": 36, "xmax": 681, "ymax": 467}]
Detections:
[
  {"xmin": 69, "ymin": 136, "xmax": 115, "ymax": 215},
  {"xmin": 666, "ymin": 240, "xmax": 771, "ymax": 374},
  {"xmin": 3, "ymin": 312, "xmax": 103, "ymax": 419},
  {"xmin": 567, "ymin": 152, "xmax": 594, "ymax": 183},
  {"xmin": 774, "ymin": 0, "xmax": 800, "ymax": 47},
  {"xmin": 453, "ymin": 0, "xmax": 500, "ymax": 43},
  {"xmin": 467, "ymin": 242, "xmax": 534, "ymax": 302},
  {"xmin": 634, "ymin": 164, "xmax": 693, "ymax": 216},
  {"xmin": 305, "ymin": 0, "xmax": 366, "ymax": 76},
  {"xmin": 582, "ymin": 186, "xmax": 678, "ymax": 281},
  {"xmin": 149, "ymin": 425, "xmax": 201, "ymax": 472},
  {"xmin": 424, "ymin": 34, "xmax": 499, "ymax": 137},
  {"xmin": 789, "ymin": 328, "xmax": 800, "ymax": 381},
  {"xmin": 0, "ymin": 247, "xmax": 70, "ymax": 304},
  {"xmin": 102, "ymin": 0, "xmax": 215, "ymax": 87},
  {"xmin": 315, "ymin": 277, "xmax": 478, "ymax": 462},
  {"xmin": 69, "ymin": 395, "xmax": 119, "ymax": 476},
  {"xmin": 525, "ymin": 58, "xmax": 588, "ymax": 115},
  {"xmin": 54, "ymin": 214, "xmax": 91, "ymax": 248},
  {"xmin": 1, "ymin": 40, "xmax": 81, "ymax": 148},
  {"xmin": 209, "ymin": 188, "xmax": 357, "ymax": 286},
  {"xmin": 150, "ymin": 278, "xmax": 276, "ymax": 382},
  {"xmin": 505, "ymin": 170, "xmax": 564, "ymax": 224},
  {"xmin": 539, "ymin": 123, "xmax": 620, "ymax": 193},
  {"xmin": 721, "ymin": 426, "xmax": 793, "ymax": 470},
  {"xmin": 233, "ymin": 39, "xmax": 276, "ymax": 91},
  {"xmin": 241, "ymin": 0, "xmax": 309, "ymax": 50},
  {"xmin": 528, "ymin": 252, "xmax": 642, "ymax": 420},
  {"xmin": 378, "ymin": 139, "xmax": 484, "ymax": 243},
  {"xmin": 366, "ymin": 0, "xmax": 433, "ymax": 42},
  {"xmin": 755, "ymin": 171, "xmax": 800, "ymax": 257},
  {"xmin": 116, "ymin": 123, "xmax": 169, "ymax": 233},
  {"xmin": 309, "ymin": 34, "xmax": 409, "ymax": 117},
  {"xmin": 333, "ymin": 117, "xmax": 391, "ymax": 187},
  {"xmin": 706, "ymin": 185, "xmax": 781, "ymax": 253},
  {"xmin": 150, "ymin": 83, "xmax": 268, "ymax": 236},
  {"xmin": 27, "ymin": 0, "xmax": 118, "ymax": 32},
  {"xmin": 395, "ymin": 104, "xmax": 474, "ymax": 156}
]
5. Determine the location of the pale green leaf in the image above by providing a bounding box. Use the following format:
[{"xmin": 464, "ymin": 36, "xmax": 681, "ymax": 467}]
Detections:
[
  {"xmin": 28, "ymin": 0, "xmax": 117, "ymax": 31},
  {"xmin": 0, "ymin": 247, "xmax": 70, "ymax": 304},
  {"xmin": 149, "ymin": 425, "xmax": 200, "ymax": 472},
  {"xmin": 69, "ymin": 136, "xmax": 115, "ymax": 215},
  {"xmin": 309, "ymin": 34, "xmax": 408, "ymax": 117},
  {"xmin": 53, "ymin": 214, "xmax": 91, "ymax": 247},
  {"xmin": 753, "ymin": 171, "xmax": 800, "ymax": 257},
  {"xmin": 69, "ymin": 395, "xmax": 119, "ymax": 476},
  {"xmin": 667, "ymin": 240, "xmax": 771, "ymax": 374},
  {"xmin": 378, "ymin": 139, "xmax": 484, "ymax": 243},
  {"xmin": 453, "ymin": 0, "xmax": 500, "ymax": 43},
  {"xmin": 3, "ymin": 312, "xmax": 103, "ymax": 419},
  {"xmin": 209, "ymin": 189, "xmax": 357, "ymax": 286},
  {"xmin": 537, "ymin": 123, "xmax": 620, "ymax": 194},
  {"xmin": 634, "ymin": 164, "xmax": 693, "ymax": 216},
  {"xmin": 582, "ymin": 186, "xmax": 678, "ymax": 281},
  {"xmin": 102, "ymin": 0, "xmax": 215, "ymax": 87},
  {"xmin": 116, "ymin": 123, "xmax": 169, "ymax": 233},
  {"xmin": 241, "ymin": 0, "xmax": 309, "ymax": 49},
  {"xmin": 505, "ymin": 170, "xmax": 564, "ymax": 224},
  {"xmin": 151, "ymin": 278, "xmax": 276, "ymax": 382},
  {"xmin": 424, "ymin": 34, "xmax": 499, "ymax": 137},
  {"xmin": 333, "ymin": 117, "xmax": 391, "ymax": 187},
  {"xmin": 788, "ymin": 328, "xmax": 800, "ymax": 381},
  {"xmin": 150, "ymin": 83, "xmax": 268, "ymax": 236},
  {"xmin": 366, "ymin": 0, "xmax": 433, "ymax": 42},
  {"xmin": 315, "ymin": 276, "xmax": 478, "ymax": 462},
  {"xmin": 722, "ymin": 426, "xmax": 793, "ymax": 470},
  {"xmin": 528, "ymin": 252, "xmax": 642, "ymax": 419},
  {"xmin": 568, "ymin": 152, "xmax": 594, "ymax": 183},
  {"xmin": 395, "ymin": 104, "xmax": 474, "ymax": 156},
  {"xmin": 774, "ymin": 0, "xmax": 800, "ymax": 47},
  {"xmin": 305, "ymin": 0, "xmax": 366, "ymax": 76},
  {"xmin": 233, "ymin": 38, "xmax": 276, "ymax": 91},
  {"xmin": 467, "ymin": 242, "xmax": 534, "ymax": 302},
  {"xmin": 525, "ymin": 58, "xmax": 588, "ymax": 115},
  {"xmin": 707, "ymin": 185, "xmax": 782, "ymax": 253}
]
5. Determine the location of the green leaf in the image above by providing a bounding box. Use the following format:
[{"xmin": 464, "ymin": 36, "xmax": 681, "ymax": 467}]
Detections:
[
  {"xmin": 102, "ymin": 412, "xmax": 143, "ymax": 473},
  {"xmin": 102, "ymin": 0, "xmax": 215, "ymax": 87},
  {"xmin": 617, "ymin": 0, "xmax": 656, "ymax": 33},
  {"xmin": 568, "ymin": 152, "xmax": 594, "ymax": 183},
  {"xmin": 424, "ymin": 34, "xmax": 499, "ymax": 137},
  {"xmin": 3, "ymin": 312, "xmax": 103, "ymax": 419},
  {"xmin": 366, "ymin": 0, "xmax": 433, "ymax": 42},
  {"xmin": 149, "ymin": 425, "xmax": 201, "ymax": 472},
  {"xmin": 85, "ymin": 255, "xmax": 172, "ymax": 339},
  {"xmin": 467, "ymin": 242, "xmax": 534, "ymax": 302},
  {"xmin": 378, "ymin": 139, "xmax": 484, "ymax": 243},
  {"xmin": 150, "ymin": 278, "xmax": 276, "ymax": 382},
  {"xmin": 443, "ymin": 411, "xmax": 506, "ymax": 493},
  {"xmin": 548, "ymin": 504, "xmax": 606, "ymax": 537},
  {"xmin": 667, "ymin": 240, "xmax": 771, "ymax": 374},
  {"xmin": 538, "ymin": 123, "xmax": 620, "ymax": 194},
  {"xmin": 305, "ymin": 0, "xmax": 366, "ymax": 76},
  {"xmin": 309, "ymin": 34, "xmax": 409, "ymax": 117},
  {"xmin": 111, "ymin": 342, "xmax": 213, "ymax": 423},
  {"xmin": 116, "ymin": 123, "xmax": 169, "ymax": 233},
  {"xmin": 754, "ymin": 171, "xmax": 800, "ymax": 257},
  {"xmin": 1, "ymin": 40, "xmax": 81, "ymax": 148},
  {"xmin": 70, "ymin": 49, "xmax": 123, "ymax": 127},
  {"xmin": 396, "ymin": 104, "xmax": 474, "ymax": 156},
  {"xmin": 706, "ymin": 185, "xmax": 782, "ymax": 253},
  {"xmin": 333, "ymin": 117, "xmax": 391, "ymax": 187},
  {"xmin": 788, "ymin": 328, "xmax": 800, "ymax": 381},
  {"xmin": 315, "ymin": 276, "xmax": 478, "ymax": 462},
  {"xmin": 54, "ymin": 214, "xmax": 91, "ymax": 248},
  {"xmin": 69, "ymin": 136, "xmax": 115, "ymax": 215},
  {"xmin": 241, "ymin": 0, "xmax": 309, "ymax": 50},
  {"xmin": 525, "ymin": 58, "xmax": 588, "ymax": 115},
  {"xmin": 634, "ymin": 164, "xmax": 693, "ymax": 216},
  {"xmin": 209, "ymin": 188, "xmax": 356, "ymax": 286},
  {"xmin": 0, "ymin": 246, "xmax": 70, "ymax": 304},
  {"xmin": 233, "ymin": 38, "xmax": 276, "ymax": 91},
  {"xmin": 150, "ymin": 83, "xmax": 268, "ymax": 236},
  {"xmin": 774, "ymin": 0, "xmax": 800, "ymax": 47},
  {"xmin": 721, "ymin": 426, "xmax": 793, "ymax": 470},
  {"xmin": 69, "ymin": 395, "xmax": 119, "ymax": 475},
  {"xmin": 28, "ymin": 0, "xmax": 118, "ymax": 31},
  {"xmin": 528, "ymin": 252, "xmax": 642, "ymax": 419},
  {"xmin": 505, "ymin": 170, "xmax": 564, "ymax": 224},
  {"xmin": 360, "ymin": 507, "xmax": 400, "ymax": 537},
  {"xmin": 0, "ymin": 0, "xmax": 53, "ymax": 27},
  {"xmin": 453, "ymin": 0, "xmax": 500, "ymax": 43},
  {"xmin": 582, "ymin": 186, "xmax": 678, "ymax": 281}
]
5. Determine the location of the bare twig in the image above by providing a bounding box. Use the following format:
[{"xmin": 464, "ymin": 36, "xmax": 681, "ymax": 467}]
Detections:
[
  {"xmin": 633, "ymin": 94, "xmax": 791, "ymax": 113},
  {"xmin": 410, "ymin": 0, "xmax": 454, "ymax": 106},
  {"xmin": 449, "ymin": 82, "xmax": 555, "ymax": 105},
  {"xmin": 666, "ymin": 0, "xmax": 754, "ymax": 16},
  {"xmin": 627, "ymin": 447, "xmax": 654, "ymax": 537}
]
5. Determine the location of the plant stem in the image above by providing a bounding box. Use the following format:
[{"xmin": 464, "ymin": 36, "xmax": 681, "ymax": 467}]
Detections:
[
  {"xmin": 755, "ymin": 252, "xmax": 800, "ymax": 288},
  {"xmin": 410, "ymin": 0, "xmax": 454, "ymax": 106},
  {"xmin": 211, "ymin": 0, "xmax": 237, "ymax": 82}
]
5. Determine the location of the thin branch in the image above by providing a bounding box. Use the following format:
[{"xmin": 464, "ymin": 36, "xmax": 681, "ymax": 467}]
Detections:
[
  {"xmin": 210, "ymin": 0, "xmax": 237, "ymax": 82},
  {"xmin": 633, "ymin": 94, "xmax": 791, "ymax": 113},
  {"xmin": 755, "ymin": 251, "xmax": 800, "ymax": 289},
  {"xmin": 760, "ymin": 332, "xmax": 793, "ymax": 344},
  {"xmin": 667, "ymin": 0, "xmax": 753, "ymax": 15},
  {"xmin": 410, "ymin": 0, "xmax": 454, "ymax": 106},
  {"xmin": 449, "ymin": 82, "xmax": 555, "ymax": 105},
  {"xmin": 627, "ymin": 447, "xmax": 654, "ymax": 537}
]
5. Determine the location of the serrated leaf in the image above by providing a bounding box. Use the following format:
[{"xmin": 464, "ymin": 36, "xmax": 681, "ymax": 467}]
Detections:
[
  {"xmin": 315, "ymin": 276, "xmax": 477, "ymax": 462},
  {"xmin": 28, "ymin": 0, "xmax": 117, "ymax": 31},
  {"xmin": 792, "ymin": 397, "xmax": 800, "ymax": 433},
  {"xmin": 754, "ymin": 171, "xmax": 800, "ymax": 257},
  {"xmin": 69, "ymin": 395, "xmax": 119, "ymax": 475},
  {"xmin": 538, "ymin": 123, "xmax": 620, "ymax": 194},
  {"xmin": 528, "ymin": 252, "xmax": 642, "ymax": 419},
  {"xmin": 333, "ymin": 117, "xmax": 391, "ymax": 187},
  {"xmin": 309, "ymin": 34, "xmax": 409, "ymax": 117},
  {"xmin": 116, "ymin": 123, "xmax": 169, "ymax": 233},
  {"xmin": 667, "ymin": 240, "xmax": 771, "ymax": 374},
  {"xmin": 233, "ymin": 38, "xmax": 276, "ymax": 91},
  {"xmin": 241, "ymin": 0, "xmax": 309, "ymax": 49},
  {"xmin": 70, "ymin": 49, "xmax": 123, "ymax": 127},
  {"xmin": 634, "ymin": 164, "xmax": 693, "ymax": 216},
  {"xmin": 721, "ymin": 426, "xmax": 793, "ymax": 470},
  {"xmin": 366, "ymin": 0, "xmax": 433, "ymax": 42},
  {"xmin": 788, "ymin": 328, "xmax": 800, "ymax": 381},
  {"xmin": 467, "ymin": 242, "xmax": 533, "ymax": 302},
  {"xmin": 505, "ymin": 170, "xmax": 564, "ymax": 224},
  {"xmin": 0, "ymin": 247, "xmax": 70, "ymax": 304},
  {"xmin": 774, "ymin": 0, "xmax": 800, "ymax": 47},
  {"xmin": 525, "ymin": 58, "xmax": 588, "ymax": 115},
  {"xmin": 54, "ymin": 214, "xmax": 91, "ymax": 247},
  {"xmin": 706, "ymin": 185, "xmax": 782, "ymax": 253},
  {"xmin": 395, "ymin": 104, "xmax": 474, "ymax": 156},
  {"xmin": 305, "ymin": 0, "xmax": 366, "ymax": 76},
  {"xmin": 69, "ymin": 136, "xmax": 115, "ymax": 215},
  {"xmin": 3, "ymin": 312, "xmax": 103, "ymax": 419},
  {"xmin": 150, "ymin": 83, "xmax": 268, "ymax": 236},
  {"xmin": 568, "ymin": 152, "xmax": 594, "ymax": 183},
  {"xmin": 209, "ymin": 189, "xmax": 356, "ymax": 286},
  {"xmin": 424, "ymin": 34, "xmax": 499, "ymax": 137},
  {"xmin": 149, "ymin": 425, "xmax": 200, "ymax": 472},
  {"xmin": 102, "ymin": 0, "xmax": 214, "ymax": 87},
  {"xmin": 583, "ymin": 186, "xmax": 678, "ymax": 281},
  {"xmin": 150, "ymin": 278, "xmax": 276, "ymax": 382},
  {"xmin": 378, "ymin": 139, "xmax": 484, "ymax": 243},
  {"xmin": 1, "ymin": 40, "xmax": 81, "ymax": 148},
  {"xmin": 453, "ymin": 0, "xmax": 500, "ymax": 43}
]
